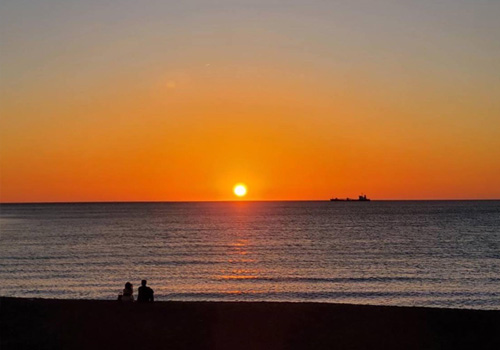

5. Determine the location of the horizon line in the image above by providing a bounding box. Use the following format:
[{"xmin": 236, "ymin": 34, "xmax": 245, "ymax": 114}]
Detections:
[{"xmin": 1, "ymin": 198, "xmax": 500, "ymax": 205}]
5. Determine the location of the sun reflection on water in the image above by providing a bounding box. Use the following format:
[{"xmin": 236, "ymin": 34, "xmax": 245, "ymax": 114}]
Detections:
[{"xmin": 215, "ymin": 238, "xmax": 262, "ymax": 283}]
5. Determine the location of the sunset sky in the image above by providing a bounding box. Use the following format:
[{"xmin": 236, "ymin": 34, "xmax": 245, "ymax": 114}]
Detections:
[{"xmin": 1, "ymin": 0, "xmax": 499, "ymax": 202}]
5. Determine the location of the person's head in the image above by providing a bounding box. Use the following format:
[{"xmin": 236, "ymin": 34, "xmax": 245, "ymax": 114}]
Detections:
[
  {"xmin": 125, "ymin": 282, "xmax": 132, "ymax": 290},
  {"xmin": 141, "ymin": 280, "xmax": 147, "ymax": 287}
]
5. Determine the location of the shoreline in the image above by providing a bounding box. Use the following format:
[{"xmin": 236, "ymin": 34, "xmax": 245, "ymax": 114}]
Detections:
[
  {"xmin": 2, "ymin": 295, "xmax": 499, "ymax": 312},
  {"xmin": 2, "ymin": 297, "xmax": 499, "ymax": 349}
]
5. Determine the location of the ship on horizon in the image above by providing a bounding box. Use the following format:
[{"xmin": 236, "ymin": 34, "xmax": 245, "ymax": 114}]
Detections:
[{"xmin": 330, "ymin": 194, "xmax": 371, "ymax": 202}]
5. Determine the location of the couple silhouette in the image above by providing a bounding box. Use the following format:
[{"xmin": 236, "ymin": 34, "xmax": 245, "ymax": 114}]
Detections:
[{"xmin": 119, "ymin": 280, "xmax": 154, "ymax": 303}]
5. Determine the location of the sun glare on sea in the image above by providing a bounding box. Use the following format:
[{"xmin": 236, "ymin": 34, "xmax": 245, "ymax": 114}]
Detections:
[{"xmin": 233, "ymin": 184, "xmax": 247, "ymax": 197}]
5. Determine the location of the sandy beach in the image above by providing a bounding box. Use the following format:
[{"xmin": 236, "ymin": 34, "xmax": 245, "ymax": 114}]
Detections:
[{"xmin": 1, "ymin": 297, "xmax": 499, "ymax": 349}]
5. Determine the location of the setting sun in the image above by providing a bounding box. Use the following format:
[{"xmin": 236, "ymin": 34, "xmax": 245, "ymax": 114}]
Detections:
[{"xmin": 233, "ymin": 184, "xmax": 247, "ymax": 197}]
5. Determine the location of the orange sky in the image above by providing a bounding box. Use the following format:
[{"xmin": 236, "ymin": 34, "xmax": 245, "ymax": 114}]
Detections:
[{"xmin": 1, "ymin": 1, "xmax": 499, "ymax": 202}]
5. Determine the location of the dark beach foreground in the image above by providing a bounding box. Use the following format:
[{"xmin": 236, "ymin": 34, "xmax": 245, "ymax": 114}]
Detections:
[{"xmin": 1, "ymin": 297, "xmax": 499, "ymax": 350}]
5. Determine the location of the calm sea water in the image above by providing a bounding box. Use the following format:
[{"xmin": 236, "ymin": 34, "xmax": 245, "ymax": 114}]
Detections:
[{"xmin": 1, "ymin": 201, "xmax": 499, "ymax": 309}]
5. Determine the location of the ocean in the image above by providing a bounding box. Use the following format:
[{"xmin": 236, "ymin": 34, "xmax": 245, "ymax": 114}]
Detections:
[{"xmin": 1, "ymin": 201, "xmax": 499, "ymax": 309}]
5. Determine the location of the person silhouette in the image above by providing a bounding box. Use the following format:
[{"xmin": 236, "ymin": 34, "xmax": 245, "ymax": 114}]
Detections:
[
  {"xmin": 121, "ymin": 282, "xmax": 134, "ymax": 302},
  {"xmin": 137, "ymin": 279, "xmax": 154, "ymax": 303}
]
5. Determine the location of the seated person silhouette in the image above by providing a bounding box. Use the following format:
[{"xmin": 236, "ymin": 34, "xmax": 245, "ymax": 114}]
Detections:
[
  {"xmin": 120, "ymin": 282, "xmax": 134, "ymax": 302},
  {"xmin": 137, "ymin": 279, "xmax": 154, "ymax": 303}
]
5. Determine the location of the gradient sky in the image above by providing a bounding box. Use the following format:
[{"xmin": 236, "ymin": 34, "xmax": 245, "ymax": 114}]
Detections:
[{"xmin": 1, "ymin": 0, "xmax": 499, "ymax": 202}]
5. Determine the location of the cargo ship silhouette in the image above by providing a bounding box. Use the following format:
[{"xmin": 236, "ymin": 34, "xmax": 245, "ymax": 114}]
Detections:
[{"xmin": 330, "ymin": 194, "xmax": 371, "ymax": 201}]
